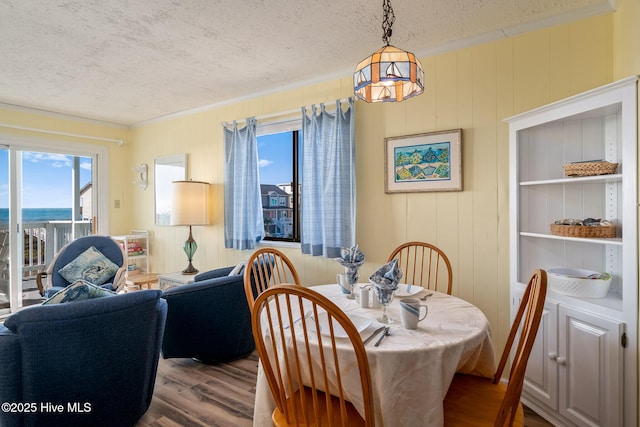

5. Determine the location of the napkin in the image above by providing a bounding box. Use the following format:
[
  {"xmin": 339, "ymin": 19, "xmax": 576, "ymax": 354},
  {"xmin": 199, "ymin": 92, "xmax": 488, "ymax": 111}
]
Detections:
[
  {"xmin": 334, "ymin": 244, "xmax": 365, "ymax": 268},
  {"xmin": 369, "ymin": 259, "xmax": 403, "ymax": 289},
  {"xmin": 335, "ymin": 245, "xmax": 366, "ymax": 286}
]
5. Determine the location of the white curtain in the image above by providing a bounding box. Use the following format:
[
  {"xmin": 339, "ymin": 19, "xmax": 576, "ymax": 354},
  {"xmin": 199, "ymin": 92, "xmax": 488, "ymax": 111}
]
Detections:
[
  {"xmin": 223, "ymin": 118, "xmax": 265, "ymax": 249},
  {"xmin": 301, "ymin": 98, "xmax": 356, "ymax": 258}
]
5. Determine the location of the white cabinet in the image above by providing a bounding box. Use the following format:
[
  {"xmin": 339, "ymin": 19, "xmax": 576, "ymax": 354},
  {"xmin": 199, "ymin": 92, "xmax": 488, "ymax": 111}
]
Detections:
[
  {"xmin": 112, "ymin": 230, "xmax": 149, "ymax": 276},
  {"xmin": 558, "ymin": 305, "xmax": 623, "ymax": 427},
  {"xmin": 516, "ymin": 293, "xmax": 624, "ymax": 426},
  {"xmin": 506, "ymin": 77, "xmax": 637, "ymax": 427}
]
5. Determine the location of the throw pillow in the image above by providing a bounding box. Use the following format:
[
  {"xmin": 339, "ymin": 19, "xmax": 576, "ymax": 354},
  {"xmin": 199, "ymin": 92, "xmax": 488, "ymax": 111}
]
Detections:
[
  {"xmin": 42, "ymin": 279, "xmax": 116, "ymax": 305},
  {"xmin": 58, "ymin": 246, "xmax": 120, "ymax": 285},
  {"xmin": 228, "ymin": 261, "xmax": 246, "ymax": 276}
]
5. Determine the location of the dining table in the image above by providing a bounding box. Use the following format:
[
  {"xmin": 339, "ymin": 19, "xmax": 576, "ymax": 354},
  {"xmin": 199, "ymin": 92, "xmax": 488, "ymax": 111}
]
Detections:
[{"xmin": 252, "ymin": 283, "xmax": 497, "ymax": 427}]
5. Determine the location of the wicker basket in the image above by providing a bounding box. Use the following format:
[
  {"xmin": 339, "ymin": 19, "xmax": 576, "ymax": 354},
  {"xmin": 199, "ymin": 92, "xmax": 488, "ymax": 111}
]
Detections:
[
  {"xmin": 548, "ymin": 268, "xmax": 612, "ymax": 298},
  {"xmin": 563, "ymin": 161, "xmax": 618, "ymax": 177},
  {"xmin": 550, "ymin": 223, "xmax": 616, "ymax": 238}
]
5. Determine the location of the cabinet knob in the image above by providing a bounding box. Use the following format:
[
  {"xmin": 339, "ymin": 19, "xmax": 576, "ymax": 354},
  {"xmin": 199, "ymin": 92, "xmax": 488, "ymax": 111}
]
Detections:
[
  {"xmin": 548, "ymin": 352, "xmax": 558, "ymax": 361},
  {"xmin": 556, "ymin": 357, "xmax": 567, "ymax": 366}
]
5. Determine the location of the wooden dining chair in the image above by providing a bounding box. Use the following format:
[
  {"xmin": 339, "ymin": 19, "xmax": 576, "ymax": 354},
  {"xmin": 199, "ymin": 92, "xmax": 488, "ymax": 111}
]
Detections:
[
  {"xmin": 443, "ymin": 269, "xmax": 548, "ymax": 426},
  {"xmin": 252, "ymin": 284, "xmax": 374, "ymax": 427},
  {"xmin": 244, "ymin": 247, "xmax": 301, "ymax": 310},
  {"xmin": 387, "ymin": 241, "xmax": 453, "ymax": 294}
]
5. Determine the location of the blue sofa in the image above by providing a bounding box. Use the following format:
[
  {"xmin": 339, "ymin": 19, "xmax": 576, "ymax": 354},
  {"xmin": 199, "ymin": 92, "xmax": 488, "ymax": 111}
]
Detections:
[
  {"xmin": 0, "ymin": 290, "xmax": 167, "ymax": 427},
  {"xmin": 161, "ymin": 266, "xmax": 255, "ymax": 363}
]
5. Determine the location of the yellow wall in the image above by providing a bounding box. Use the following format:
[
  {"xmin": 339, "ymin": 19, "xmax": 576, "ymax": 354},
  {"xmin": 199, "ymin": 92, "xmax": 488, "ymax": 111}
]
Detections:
[
  {"xmin": 126, "ymin": 14, "xmax": 615, "ymax": 353},
  {"xmin": 0, "ymin": 11, "xmax": 630, "ymax": 358},
  {"xmin": 613, "ymin": 0, "xmax": 640, "ymax": 79}
]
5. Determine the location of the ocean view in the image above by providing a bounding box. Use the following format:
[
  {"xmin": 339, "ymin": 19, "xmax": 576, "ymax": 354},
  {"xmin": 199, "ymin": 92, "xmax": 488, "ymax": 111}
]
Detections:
[{"xmin": 0, "ymin": 208, "xmax": 72, "ymax": 223}]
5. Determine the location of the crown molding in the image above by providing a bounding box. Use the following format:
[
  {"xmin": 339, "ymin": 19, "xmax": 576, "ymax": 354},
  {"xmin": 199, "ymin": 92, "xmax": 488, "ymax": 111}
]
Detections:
[{"xmin": 0, "ymin": 101, "xmax": 128, "ymax": 129}]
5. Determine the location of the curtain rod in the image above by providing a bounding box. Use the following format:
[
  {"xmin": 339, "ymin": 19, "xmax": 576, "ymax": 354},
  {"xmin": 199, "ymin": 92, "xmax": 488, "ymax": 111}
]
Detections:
[
  {"xmin": 0, "ymin": 123, "xmax": 126, "ymax": 145},
  {"xmin": 221, "ymin": 96, "xmax": 353, "ymax": 128}
]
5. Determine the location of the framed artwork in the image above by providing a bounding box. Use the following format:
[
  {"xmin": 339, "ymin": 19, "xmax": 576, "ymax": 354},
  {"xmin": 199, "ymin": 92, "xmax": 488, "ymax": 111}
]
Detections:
[{"xmin": 384, "ymin": 129, "xmax": 462, "ymax": 193}]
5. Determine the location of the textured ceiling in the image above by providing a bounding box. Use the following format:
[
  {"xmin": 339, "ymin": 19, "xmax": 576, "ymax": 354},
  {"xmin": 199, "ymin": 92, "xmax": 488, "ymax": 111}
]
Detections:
[{"xmin": 0, "ymin": 0, "xmax": 616, "ymax": 126}]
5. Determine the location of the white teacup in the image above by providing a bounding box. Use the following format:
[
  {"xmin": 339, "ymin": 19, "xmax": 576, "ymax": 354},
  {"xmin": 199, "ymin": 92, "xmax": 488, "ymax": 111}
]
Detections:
[
  {"xmin": 399, "ymin": 298, "xmax": 428, "ymax": 329},
  {"xmin": 336, "ymin": 273, "xmax": 350, "ymax": 294}
]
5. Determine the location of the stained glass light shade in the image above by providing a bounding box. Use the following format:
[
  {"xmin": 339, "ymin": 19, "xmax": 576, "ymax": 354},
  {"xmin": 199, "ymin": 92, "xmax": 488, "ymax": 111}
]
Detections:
[{"xmin": 354, "ymin": 45, "xmax": 424, "ymax": 103}]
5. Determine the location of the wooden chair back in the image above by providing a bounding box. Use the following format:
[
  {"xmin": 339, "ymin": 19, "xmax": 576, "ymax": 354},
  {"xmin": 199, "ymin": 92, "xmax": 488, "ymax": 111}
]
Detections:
[
  {"xmin": 252, "ymin": 284, "xmax": 374, "ymax": 426},
  {"xmin": 387, "ymin": 241, "xmax": 453, "ymax": 294},
  {"xmin": 443, "ymin": 269, "xmax": 547, "ymax": 426},
  {"xmin": 493, "ymin": 269, "xmax": 548, "ymax": 426},
  {"xmin": 244, "ymin": 247, "xmax": 301, "ymax": 310}
]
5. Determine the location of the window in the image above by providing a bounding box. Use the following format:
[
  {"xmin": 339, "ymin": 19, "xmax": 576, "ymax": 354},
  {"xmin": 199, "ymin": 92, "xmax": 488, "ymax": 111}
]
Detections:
[{"xmin": 257, "ymin": 129, "xmax": 301, "ymax": 242}]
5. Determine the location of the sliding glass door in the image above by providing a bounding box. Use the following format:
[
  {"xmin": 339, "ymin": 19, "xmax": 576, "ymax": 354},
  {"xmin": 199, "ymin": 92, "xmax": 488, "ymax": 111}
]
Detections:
[
  {"xmin": 0, "ymin": 148, "xmax": 9, "ymax": 312},
  {"xmin": 0, "ymin": 137, "xmax": 109, "ymax": 314}
]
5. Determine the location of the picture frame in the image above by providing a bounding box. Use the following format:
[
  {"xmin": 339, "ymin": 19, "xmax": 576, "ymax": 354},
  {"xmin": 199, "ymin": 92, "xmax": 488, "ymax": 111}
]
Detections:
[{"xmin": 385, "ymin": 129, "xmax": 462, "ymax": 193}]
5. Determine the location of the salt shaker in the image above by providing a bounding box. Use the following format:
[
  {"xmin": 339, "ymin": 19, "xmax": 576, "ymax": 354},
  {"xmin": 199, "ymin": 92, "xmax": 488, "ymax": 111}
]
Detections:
[{"xmin": 359, "ymin": 287, "xmax": 369, "ymax": 308}]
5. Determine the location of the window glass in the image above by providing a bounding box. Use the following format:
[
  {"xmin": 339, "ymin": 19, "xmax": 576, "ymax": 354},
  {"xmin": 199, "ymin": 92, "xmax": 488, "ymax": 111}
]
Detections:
[{"xmin": 257, "ymin": 130, "xmax": 300, "ymax": 241}]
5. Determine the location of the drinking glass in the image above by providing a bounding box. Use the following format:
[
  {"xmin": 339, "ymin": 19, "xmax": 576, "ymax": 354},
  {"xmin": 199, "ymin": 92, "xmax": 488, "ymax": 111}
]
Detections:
[
  {"xmin": 374, "ymin": 285, "xmax": 396, "ymax": 323},
  {"xmin": 337, "ymin": 274, "xmax": 357, "ymax": 300}
]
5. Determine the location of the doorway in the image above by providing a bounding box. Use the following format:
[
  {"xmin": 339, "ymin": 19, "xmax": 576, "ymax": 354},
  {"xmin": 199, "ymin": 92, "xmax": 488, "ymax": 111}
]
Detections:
[{"xmin": 0, "ymin": 137, "xmax": 110, "ymax": 314}]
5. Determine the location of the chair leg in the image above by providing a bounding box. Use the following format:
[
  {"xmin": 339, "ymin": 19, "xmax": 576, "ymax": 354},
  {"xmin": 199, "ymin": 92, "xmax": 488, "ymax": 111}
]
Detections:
[{"xmin": 36, "ymin": 272, "xmax": 47, "ymax": 297}]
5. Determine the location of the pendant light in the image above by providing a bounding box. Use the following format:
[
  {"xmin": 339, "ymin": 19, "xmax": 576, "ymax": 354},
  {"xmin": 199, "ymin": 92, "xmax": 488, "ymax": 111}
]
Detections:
[{"xmin": 354, "ymin": 0, "xmax": 424, "ymax": 103}]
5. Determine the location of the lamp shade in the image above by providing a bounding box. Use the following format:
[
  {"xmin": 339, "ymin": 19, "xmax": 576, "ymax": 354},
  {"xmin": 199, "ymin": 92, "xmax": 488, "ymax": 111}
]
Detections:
[
  {"xmin": 170, "ymin": 181, "xmax": 210, "ymax": 226},
  {"xmin": 354, "ymin": 45, "xmax": 424, "ymax": 103}
]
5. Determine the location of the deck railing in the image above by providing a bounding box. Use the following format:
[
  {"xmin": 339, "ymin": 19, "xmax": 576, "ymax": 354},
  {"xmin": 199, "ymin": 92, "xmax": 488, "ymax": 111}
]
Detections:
[{"xmin": 2, "ymin": 221, "xmax": 93, "ymax": 277}]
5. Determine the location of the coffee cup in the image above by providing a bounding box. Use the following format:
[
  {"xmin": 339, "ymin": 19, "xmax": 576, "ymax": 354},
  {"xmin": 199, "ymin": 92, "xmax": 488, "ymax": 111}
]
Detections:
[
  {"xmin": 399, "ymin": 298, "xmax": 428, "ymax": 329},
  {"xmin": 336, "ymin": 274, "xmax": 350, "ymax": 294}
]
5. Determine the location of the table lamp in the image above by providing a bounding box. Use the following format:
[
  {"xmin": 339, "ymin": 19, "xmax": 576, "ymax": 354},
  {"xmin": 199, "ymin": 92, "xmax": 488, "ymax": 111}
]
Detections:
[{"xmin": 171, "ymin": 180, "xmax": 210, "ymax": 274}]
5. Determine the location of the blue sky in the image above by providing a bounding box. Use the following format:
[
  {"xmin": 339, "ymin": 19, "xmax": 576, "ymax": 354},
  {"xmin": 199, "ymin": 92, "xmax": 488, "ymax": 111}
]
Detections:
[
  {"xmin": 0, "ymin": 150, "xmax": 92, "ymax": 208},
  {"xmin": 257, "ymin": 132, "xmax": 293, "ymax": 185}
]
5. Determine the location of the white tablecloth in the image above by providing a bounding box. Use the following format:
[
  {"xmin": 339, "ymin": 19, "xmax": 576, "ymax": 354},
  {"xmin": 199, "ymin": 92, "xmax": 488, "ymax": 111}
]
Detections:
[{"xmin": 252, "ymin": 284, "xmax": 496, "ymax": 427}]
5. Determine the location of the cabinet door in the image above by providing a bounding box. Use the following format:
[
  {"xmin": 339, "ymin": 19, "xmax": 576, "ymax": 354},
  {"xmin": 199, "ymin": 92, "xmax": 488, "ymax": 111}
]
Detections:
[
  {"xmin": 523, "ymin": 299, "xmax": 558, "ymax": 410},
  {"xmin": 558, "ymin": 306, "xmax": 623, "ymax": 427}
]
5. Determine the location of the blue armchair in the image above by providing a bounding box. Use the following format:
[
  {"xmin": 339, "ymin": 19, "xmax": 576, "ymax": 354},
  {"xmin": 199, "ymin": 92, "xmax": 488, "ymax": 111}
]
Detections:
[
  {"xmin": 161, "ymin": 266, "xmax": 255, "ymax": 363},
  {"xmin": 0, "ymin": 290, "xmax": 167, "ymax": 427},
  {"xmin": 36, "ymin": 235, "xmax": 127, "ymax": 298}
]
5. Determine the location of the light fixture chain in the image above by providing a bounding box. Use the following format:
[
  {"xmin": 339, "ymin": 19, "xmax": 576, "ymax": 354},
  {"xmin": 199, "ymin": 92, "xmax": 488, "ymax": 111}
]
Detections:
[{"xmin": 381, "ymin": 0, "xmax": 395, "ymax": 46}]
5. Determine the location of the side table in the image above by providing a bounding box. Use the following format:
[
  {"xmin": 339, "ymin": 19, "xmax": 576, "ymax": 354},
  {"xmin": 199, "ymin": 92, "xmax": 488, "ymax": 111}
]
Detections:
[
  {"xmin": 158, "ymin": 272, "xmax": 196, "ymax": 291},
  {"xmin": 125, "ymin": 273, "xmax": 159, "ymax": 292}
]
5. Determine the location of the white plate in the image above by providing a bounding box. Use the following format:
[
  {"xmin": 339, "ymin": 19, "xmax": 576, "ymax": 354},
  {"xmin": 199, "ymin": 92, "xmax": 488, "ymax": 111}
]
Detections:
[
  {"xmin": 394, "ymin": 283, "xmax": 422, "ymax": 297},
  {"xmin": 315, "ymin": 312, "xmax": 372, "ymax": 338}
]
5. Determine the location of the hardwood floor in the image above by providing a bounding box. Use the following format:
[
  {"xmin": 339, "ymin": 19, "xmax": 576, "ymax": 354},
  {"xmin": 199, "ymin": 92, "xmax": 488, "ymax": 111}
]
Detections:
[
  {"xmin": 137, "ymin": 353, "xmax": 259, "ymax": 427},
  {"xmin": 138, "ymin": 351, "xmax": 554, "ymax": 426},
  {"xmin": 523, "ymin": 405, "xmax": 555, "ymax": 427}
]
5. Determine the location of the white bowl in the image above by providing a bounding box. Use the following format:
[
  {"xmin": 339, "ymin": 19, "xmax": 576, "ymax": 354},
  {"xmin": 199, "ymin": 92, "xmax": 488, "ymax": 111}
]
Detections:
[{"xmin": 548, "ymin": 268, "xmax": 612, "ymax": 298}]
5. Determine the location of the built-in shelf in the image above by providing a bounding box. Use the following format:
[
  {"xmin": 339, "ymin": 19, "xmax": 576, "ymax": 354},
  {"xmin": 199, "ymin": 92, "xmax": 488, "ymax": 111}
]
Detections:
[
  {"xmin": 519, "ymin": 231, "xmax": 623, "ymax": 246},
  {"xmin": 513, "ymin": 280, "xmax": 623, "ymax": 314},
  {"xmin": 520, "ymin": 173, "xmax": 622, "ymax": 186},
  {"xmin": 506, "ymin": 76, "xmax": 637, "ymax": 427}
]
